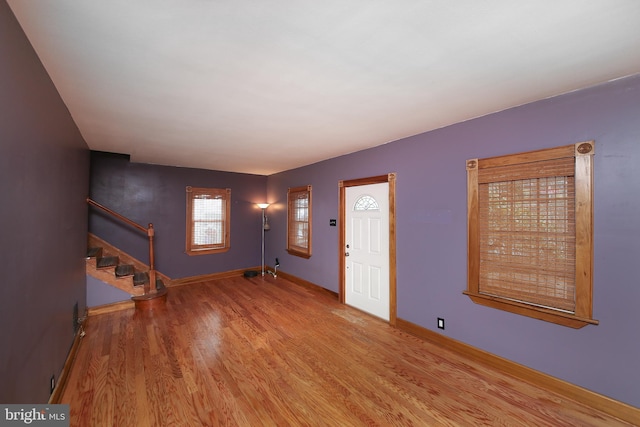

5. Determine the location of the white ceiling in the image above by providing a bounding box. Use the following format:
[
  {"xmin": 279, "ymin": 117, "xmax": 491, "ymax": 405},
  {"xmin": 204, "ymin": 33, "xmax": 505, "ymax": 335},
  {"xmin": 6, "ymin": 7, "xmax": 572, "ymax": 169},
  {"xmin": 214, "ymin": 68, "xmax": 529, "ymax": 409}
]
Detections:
[{"xmin": 8, "ymin": 1, "xmax": 640, "ymax": 175}]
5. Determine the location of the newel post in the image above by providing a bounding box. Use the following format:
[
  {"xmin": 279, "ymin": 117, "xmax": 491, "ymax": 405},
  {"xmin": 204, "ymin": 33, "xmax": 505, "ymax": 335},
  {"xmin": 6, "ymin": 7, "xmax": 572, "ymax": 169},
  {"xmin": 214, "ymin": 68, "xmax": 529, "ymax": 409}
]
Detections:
[{"xmin": 148, "ymin": 223, "xmax": 157, "ymax": 292}]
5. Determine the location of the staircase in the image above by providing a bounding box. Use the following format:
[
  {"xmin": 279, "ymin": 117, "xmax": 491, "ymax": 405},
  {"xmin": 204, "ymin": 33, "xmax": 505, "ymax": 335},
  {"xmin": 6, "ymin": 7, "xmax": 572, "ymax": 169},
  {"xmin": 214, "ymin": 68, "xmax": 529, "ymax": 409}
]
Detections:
[
  {"xmin": 86, "ymin": 234, "xmax": 168, "ymax": 308},
  {"xmin": 86, "ymin": 197, "xmax": 169, "ymax": 310}
]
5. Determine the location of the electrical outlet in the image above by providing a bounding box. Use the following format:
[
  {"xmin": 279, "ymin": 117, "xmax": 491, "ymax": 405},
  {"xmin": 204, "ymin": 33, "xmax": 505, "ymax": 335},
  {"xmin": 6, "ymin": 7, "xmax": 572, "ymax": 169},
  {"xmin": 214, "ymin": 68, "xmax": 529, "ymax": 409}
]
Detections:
[
  {"xmin": 50, "ymin": 375, "xmax": 56, "ymax": 394},
  {"xmin": 437, "ymin": 318, "xmax": 445, "ymax": 330}
]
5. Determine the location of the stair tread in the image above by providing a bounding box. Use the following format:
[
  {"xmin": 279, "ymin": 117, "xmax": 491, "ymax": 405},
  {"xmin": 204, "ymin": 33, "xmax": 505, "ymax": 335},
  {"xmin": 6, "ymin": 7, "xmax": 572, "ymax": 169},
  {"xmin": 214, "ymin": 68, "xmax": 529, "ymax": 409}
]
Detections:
[
  {"xmin": 132, "ymin": 272, "xmax": 165, "ymax": 290},
  {"xmin": 115, "ymin": 264, "xmax": 135, "ymax": 277},
  {"xmin": 86, "ymin": 247, "xmax": 102, "ymax": 258},
  {"xmin": 133, "ymin": 272, "xmax": 149, "ymax": 286},
  {"xmin": 96, "ymin": 256, "xmax": 119, "ymax": 269}
]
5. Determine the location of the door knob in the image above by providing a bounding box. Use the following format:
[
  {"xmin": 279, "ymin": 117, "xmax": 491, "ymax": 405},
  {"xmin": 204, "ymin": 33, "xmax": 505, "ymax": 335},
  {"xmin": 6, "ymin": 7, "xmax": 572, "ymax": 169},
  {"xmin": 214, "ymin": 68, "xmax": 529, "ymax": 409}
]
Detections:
[{"xmin": 345, "ymin": 252, "xmax": 350, "ymax": 257}]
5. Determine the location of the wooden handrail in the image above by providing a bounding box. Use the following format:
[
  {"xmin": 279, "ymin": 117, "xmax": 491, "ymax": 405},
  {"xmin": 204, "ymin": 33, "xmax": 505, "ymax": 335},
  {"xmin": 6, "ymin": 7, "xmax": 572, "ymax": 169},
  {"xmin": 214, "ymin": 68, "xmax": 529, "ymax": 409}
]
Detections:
[
  {"xmin": 87, "ymin": 197, "xmax": 157, "ymax": 293},
  {"xmin": 87, "ymin": 198, "xmax": 147, "ymax": 233}
]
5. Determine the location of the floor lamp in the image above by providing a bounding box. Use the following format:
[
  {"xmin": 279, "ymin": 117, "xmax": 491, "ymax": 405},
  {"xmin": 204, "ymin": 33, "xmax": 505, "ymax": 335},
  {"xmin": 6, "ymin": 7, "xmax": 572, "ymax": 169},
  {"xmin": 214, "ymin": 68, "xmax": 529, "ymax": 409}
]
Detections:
[{"xmin": 257, "ymin": 203, "xmax": 270, "ymax": 276}]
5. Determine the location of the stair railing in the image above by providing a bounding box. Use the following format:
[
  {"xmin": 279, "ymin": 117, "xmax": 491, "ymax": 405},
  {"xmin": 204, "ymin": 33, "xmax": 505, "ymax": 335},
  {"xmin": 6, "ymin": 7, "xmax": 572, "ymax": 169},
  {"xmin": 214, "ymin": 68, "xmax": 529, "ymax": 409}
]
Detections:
[{"xmin": 87, "ymin": 198, "xmax": 157, "ymax": 293}]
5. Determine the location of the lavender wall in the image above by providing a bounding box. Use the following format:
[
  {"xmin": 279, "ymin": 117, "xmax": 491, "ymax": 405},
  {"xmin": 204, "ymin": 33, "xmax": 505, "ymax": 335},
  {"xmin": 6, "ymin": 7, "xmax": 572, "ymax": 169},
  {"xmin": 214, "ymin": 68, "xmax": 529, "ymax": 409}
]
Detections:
[
  {"xmin": 0, "ymin": 1, "xmax": 90, "ymax": 403},
  {"xmin": 266, "ymin": 75, "xmax": 640, "ymax": 408},
  {"xmin": 86, "ymin": 275, "xmax": 130, "ymax": 307},
  {"xmin": 89, "ymin": 152, "xmax": 267, "ymax": 279}
]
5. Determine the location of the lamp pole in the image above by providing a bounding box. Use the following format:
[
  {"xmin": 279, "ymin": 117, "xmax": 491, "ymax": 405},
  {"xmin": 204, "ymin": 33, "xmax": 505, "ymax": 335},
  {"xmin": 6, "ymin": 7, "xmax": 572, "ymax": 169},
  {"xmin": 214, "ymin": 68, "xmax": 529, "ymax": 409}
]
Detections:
[{"xmin": 257, "ymin": 203, "xmax": 269, "ymax": 276}]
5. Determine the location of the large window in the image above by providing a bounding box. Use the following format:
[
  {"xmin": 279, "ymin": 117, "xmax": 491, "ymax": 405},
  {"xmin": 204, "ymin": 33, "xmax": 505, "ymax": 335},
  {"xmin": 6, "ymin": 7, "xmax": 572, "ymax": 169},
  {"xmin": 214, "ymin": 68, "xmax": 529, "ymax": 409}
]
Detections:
[
  {"xmin": 186, "ymin": 187, "xmax": 230, "ymax": 255},
  {"xmin": 287, "ymin": 185, "xmax": 312, "ymax": 258},
  {"xmin": 465, "ymin": 142, "xmax": 597, "ymax": 328}
]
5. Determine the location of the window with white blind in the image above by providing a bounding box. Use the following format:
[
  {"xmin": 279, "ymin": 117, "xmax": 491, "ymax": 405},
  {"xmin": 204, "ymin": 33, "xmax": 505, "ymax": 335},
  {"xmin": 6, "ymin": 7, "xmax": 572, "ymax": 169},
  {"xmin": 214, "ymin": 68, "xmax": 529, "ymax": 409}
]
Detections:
[
  {"xmin": 186, "ymin": 187, "xmax": 230, "ymax": 255},
  {"xmin": 287, "ymin": 185, "xmax": 312, "ymax": 258},
  {"xmin": 465, "ymin": 142, "xmax": 598, "ymax": 328}
]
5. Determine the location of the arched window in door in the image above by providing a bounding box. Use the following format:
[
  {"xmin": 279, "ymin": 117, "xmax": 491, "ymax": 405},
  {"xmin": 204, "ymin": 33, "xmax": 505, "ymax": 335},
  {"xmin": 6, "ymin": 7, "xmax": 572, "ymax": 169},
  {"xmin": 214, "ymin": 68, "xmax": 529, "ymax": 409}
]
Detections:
[{"xmin": 353, "ymin": 194, "xmax": 379, "ymax": 211}]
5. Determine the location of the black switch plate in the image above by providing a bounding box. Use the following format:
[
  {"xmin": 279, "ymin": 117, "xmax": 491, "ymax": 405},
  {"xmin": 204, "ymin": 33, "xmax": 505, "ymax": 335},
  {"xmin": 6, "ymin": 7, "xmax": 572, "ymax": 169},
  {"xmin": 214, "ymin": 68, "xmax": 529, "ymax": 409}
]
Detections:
[{"xmin": 329, "ymin": 219, "xmax": 337, "ymax": 226}]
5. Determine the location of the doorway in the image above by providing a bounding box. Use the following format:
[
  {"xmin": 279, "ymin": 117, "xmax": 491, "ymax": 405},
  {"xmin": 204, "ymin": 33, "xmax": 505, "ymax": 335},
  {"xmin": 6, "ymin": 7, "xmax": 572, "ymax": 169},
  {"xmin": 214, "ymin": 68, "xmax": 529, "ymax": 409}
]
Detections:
[{"xmin": 339, "ymin": 173, "xmax": 396, "ymax": 324}]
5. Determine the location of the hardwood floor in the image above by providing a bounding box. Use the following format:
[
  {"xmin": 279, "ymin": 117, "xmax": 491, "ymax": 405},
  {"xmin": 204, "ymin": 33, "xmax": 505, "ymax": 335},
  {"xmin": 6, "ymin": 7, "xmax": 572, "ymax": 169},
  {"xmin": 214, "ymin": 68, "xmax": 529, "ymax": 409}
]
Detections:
[{"xmin": 62, "ymin": 275, "xmax": 633, "ymax": 426}]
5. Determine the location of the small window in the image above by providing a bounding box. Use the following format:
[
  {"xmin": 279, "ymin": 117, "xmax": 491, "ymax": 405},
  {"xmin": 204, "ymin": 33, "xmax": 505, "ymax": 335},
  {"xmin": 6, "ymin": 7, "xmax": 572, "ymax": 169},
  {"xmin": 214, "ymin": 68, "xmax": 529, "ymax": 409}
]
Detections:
[
  {"xmin": 287, "ymin": 185, "xmax": 312, "ymax": 258},
  {"xmin": 186, "ymin": 186, "xmax": 230, "ymax": 255},
  {"xmin": 465, "ymin": 142, "xmax": 598, "ymax": 328},
  {"xmin": 354, "ymin": 195, "xmax": 379, "ymax": 211}
]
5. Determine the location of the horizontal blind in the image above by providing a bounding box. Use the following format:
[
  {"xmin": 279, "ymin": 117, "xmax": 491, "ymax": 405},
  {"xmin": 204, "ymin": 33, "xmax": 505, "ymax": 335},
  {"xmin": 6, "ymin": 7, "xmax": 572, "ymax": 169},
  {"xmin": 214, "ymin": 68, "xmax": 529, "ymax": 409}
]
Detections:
[
  {"xmin": 478, "ymin": 157, "xmax": 575, "ymax": 183},
  {"xmin": 478, "ymin": 157, "xmax": 576, "ymax": 312},
  {"xmin": 190, "ymin": 191, "xmax": 226, "ymax": 249},
  {"xmin": 288, "ymin": 190, "xmax": 309, "ymax": 250}
]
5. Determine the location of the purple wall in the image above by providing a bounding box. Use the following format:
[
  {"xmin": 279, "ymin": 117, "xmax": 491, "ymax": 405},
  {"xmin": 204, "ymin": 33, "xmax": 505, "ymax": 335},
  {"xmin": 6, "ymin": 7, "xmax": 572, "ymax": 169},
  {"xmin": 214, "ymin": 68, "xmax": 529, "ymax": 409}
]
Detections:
[
  {"xmin": 86, "ymin": 275, "xmax": 130, "ymax": 307},
  {"xmin": 89, "ymin": 152, "xmax": 267, "ymax": 279},
  {"xmin": 266, "ymin": 75, "xmax": 640, "ymax": 408},
  {"xmin": 0, "ymin": 1, "xmax": 90, "ymax": 403}
]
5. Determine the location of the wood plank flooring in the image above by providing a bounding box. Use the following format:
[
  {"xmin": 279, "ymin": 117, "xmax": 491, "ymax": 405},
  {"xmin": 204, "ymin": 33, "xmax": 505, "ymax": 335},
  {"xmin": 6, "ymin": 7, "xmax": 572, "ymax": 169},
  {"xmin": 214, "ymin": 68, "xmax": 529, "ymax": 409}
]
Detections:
[{"xmin": 62, "ymin": 275, "xmax": 634, "ymax": 426}]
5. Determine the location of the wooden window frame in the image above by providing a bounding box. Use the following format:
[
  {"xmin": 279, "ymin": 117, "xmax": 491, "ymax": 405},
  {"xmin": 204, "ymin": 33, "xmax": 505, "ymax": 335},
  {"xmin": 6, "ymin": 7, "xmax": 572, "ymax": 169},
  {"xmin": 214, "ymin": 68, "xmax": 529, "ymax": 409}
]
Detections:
[
  {"xmin": 465, "ymin": 142, "xmax": 598, "ymax": 328},
  {"xmin": 287, "ymin": 185, "xmax": 312, "ymax": 258},
  {"xmin": 185, "ymin": 186, "xmax": 231, "ymax": 255}
]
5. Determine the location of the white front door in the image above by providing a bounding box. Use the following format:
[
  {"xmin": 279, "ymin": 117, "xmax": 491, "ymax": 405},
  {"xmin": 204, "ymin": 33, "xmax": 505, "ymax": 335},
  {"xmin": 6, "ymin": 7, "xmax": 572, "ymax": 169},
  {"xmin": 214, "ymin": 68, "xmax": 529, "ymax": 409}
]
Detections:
[{"xmin": 345, "ymin": 182, "xmax": 390, "ymax": 320}]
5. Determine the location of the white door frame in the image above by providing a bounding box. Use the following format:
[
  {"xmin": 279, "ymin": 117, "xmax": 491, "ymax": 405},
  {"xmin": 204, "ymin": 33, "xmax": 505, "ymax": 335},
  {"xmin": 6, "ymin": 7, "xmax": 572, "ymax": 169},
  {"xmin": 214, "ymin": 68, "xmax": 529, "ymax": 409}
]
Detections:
[{"xmin": 339, "ymin": 173, "xmax": 396, "ymax": 325}]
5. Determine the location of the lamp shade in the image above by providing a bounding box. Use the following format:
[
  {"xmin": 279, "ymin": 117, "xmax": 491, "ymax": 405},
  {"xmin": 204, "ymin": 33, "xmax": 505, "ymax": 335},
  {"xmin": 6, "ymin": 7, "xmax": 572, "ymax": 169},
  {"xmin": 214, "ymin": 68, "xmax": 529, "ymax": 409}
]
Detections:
[{"xmin": 257, "ymin": 203, "xmax": 269, "ymax": 209}]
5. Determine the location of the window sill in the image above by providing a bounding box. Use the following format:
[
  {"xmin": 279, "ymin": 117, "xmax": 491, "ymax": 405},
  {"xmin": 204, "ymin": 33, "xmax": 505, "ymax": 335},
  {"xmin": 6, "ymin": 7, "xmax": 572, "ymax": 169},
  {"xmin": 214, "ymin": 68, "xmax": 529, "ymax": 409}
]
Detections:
[
  {"xmin": 286, "ymin": 249, "xmax": 311, "ymax": 259},
  {"xmin": 463, "ymin": 291, "xmax": 599, "ymax": 329},
  {"xmin": 186, "ymin": 247, "xmax": 229, "ymax": 256}
]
